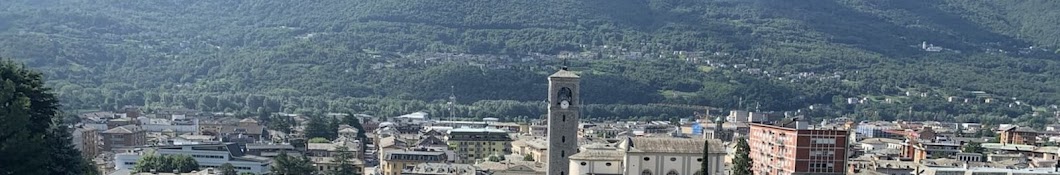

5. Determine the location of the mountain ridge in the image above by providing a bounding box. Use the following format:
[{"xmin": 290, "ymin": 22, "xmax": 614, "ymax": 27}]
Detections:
[{"xmin": 1, "ymin": 0, "xmax": 1059, "ymax": 123}]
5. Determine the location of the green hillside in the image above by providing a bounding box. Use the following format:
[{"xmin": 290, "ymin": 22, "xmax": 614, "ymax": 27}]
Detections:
[{"xmin": 1, "ymin": 0, "xmax": 1059, "ymax": 123}]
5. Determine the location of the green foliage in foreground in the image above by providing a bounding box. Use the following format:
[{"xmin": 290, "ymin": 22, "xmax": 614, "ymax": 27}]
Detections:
[{"xmin": 0, "ymin": 59, "xmax": 96, "ymax": 174}]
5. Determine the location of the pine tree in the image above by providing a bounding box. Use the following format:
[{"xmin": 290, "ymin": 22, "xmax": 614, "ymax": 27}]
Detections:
[
  {"xmin": 343, "ymin": 112, "xmax": 368, "ymax": 153},
  {"xmin": 327, "ymin": 116, "xmax": 341, "ymax": 139},
  {"xmin": 329, "ymin": 146, "xmax": 357, "ymax": 175},
  {"xmin": 732, "ymin": 138, "xmax": 753, "ymax": 175},
  {"xmin": 305, "ymin": 115, "xmax": 332, "ymax": 140}
]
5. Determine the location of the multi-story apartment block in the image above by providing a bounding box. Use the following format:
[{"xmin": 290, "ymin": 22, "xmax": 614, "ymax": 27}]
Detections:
[
  {"xmin": 73, "ymin": 126, "xmax": 102, "ymax": 159},
  {"xmin": 445, "ymin": 127, "xmax": 512, "ymax": 163},
  {"xmin": 102, "ymin": 125, "xmax": 147, "ymax": 151},
  {"xmin": 379, "ymin": 150, "xmax": 450, "ymax": 175},
  {"xmin": 1000, "ymin": 126, "xmax": 1039, "ymax": 145},
  {"xmin": 749, "ymin": 119, "xmax": 848, "ymax": 175}
]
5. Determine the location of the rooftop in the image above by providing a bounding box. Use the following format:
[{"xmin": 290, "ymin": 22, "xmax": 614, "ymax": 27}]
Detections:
[
  {"xmin": 449, "ymin": 127, "xmax": 509, "ymax": 134},
  {"xmin": 103, "ymin": 125, "xmax": 141, "ymax": 134},
  {"xmin": 549, "ymin": 69, "xmax": 580, "ymax": 78},
  {"xmin": 622, "ymin": 137, "xmax": 724, "ymax": 154},
  {"xmin": 568, "ymin": 149, "xmax": 623, "ymax": 161},
  {"xmin": 859, "ymin": 138, "xmax": 902, "ymax": 145}
]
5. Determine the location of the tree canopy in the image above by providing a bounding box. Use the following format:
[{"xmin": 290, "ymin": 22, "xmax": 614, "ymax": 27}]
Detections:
[{"xmin": 0, "ymin": 59, "xmax": 95, "ymax": 175}]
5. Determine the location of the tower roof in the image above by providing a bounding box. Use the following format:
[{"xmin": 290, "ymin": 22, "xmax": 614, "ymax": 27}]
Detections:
[{"xmin": 549, "ymin": 69, "xmax": 580, "ymax": 78}]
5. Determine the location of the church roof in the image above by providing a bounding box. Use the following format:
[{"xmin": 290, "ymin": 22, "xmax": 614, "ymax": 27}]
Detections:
[
  {"xmin": 622, "ymin": 137, "xmax": 725, "ymax": 154},
  {"xmin": 569, "ymin": 149, "xmax": 623, "ymax": 161},
  {"xmin": 549, "ymin": 69, "xmax": 580, "ymax": 78}
]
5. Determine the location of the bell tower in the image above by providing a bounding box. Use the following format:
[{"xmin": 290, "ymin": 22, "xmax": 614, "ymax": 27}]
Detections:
[{"xmin": 547, "ymin": 67, "xmax": 580, "ymax": 175}]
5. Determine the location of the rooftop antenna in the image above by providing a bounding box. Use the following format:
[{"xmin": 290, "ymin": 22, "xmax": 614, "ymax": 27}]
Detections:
[{"xmin": 449, "ymin": 85, "xmax": 456, "ymax": 121}]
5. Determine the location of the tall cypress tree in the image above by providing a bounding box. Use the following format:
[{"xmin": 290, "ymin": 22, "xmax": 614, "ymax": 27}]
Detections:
[
  {"xmin": 1, "ymin": 59, "xmax": 94, "ymax": 174},
  {"xmin": 732, "ymin": 138, "xmax": 753, "ymax": 175},
  {"xmin": 700, "ymin": 139, "xmax": 710, "ymax": 175}
]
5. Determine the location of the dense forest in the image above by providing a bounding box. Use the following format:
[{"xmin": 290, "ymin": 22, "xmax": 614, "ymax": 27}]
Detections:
[{"xmin": 1, "ymin": 0, "xmax": 1059, "ymax": 125}]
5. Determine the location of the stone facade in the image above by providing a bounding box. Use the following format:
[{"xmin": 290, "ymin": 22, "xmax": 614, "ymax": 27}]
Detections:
[{"xmin": 547, "ymin": 69, "xmax": 580, "ymax": 175}]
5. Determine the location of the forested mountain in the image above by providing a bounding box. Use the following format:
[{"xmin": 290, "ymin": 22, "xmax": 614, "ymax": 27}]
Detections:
[{"xmin": 1, "ymin": 0, "xmax": 1059, "ymax": 123}]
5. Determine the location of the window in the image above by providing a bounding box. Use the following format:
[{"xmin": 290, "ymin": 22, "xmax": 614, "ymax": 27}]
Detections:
[
  {"xmin": 670, "ymin": 157, "xmax": 677, "ymax": 161},
  {"xmin": 641, "ymin": 170, "xmax": 653, "ymax": 175},
  {"xmin": 696, "ymin": 158, "xmax": 703, "ymax": 162},
  {"xmin": 562, "ymin": 115, "xmax": 566, "ymax": 122},
  {"xmin": 643, "ymin": 157, "xmax": 650, "ymax": 161},
  {"xmin": 811, "ymin": 150, "xmax": 835, "ymax": 158},
  {"xmin": 561, "ymin": 151, "xmax": 565, "ymax": 157},
  {"xmin": 562, "ymin": 136, "xmax": 566, "ymax": 143},
  {"xmin": 666, "ymin": 170, "xmax": 678, "ymax": 175},
  {"xmin": 581, "ymin": 162, "xmax": 587, "ymax": 166},
  {"xmin": 812, "ymin": 138, "xmax": 836, "ymax": 145},
  {"xmin": 809, "ymin": 162, "xmax": 835, "ymax": 171},
  {"xmin": 605, "ymin": 162, "xmax": 612, "ymax": 166}
]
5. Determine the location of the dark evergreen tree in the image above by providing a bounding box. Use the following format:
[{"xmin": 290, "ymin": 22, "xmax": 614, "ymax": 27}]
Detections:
[
  {"xmin": 699, "ymin": 139, "xmax": 709, "ymax": 175},
  {"xmin": 0, "ymin": 59, "xmax": 92, "ymax": 175},
  {"xmin": 328, "ymin": 146, "xmax": 358, "ymax": 175},
  {"xmin": 732, "ymin": 138, "xmax": 753, "ymax": 175},
  {"xmin": 305, "ymin": 115, "xmax": 332, "ymax": 140},
  {"xmin": 326, "ymin": 116, "xmax": 341, "ymax": 139},
  {"xmin": 45, "ymin": 125, "xmax": 95, "ymax": 175}
]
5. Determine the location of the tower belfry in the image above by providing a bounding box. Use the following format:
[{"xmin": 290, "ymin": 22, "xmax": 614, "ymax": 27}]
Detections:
[{"xmin": 547, "ymin": 67, "xmax": 580, "ymax": 175}]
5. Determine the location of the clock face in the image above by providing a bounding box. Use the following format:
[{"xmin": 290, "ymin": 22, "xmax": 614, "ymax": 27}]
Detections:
[{"xmin": 560, "ymin": 100, "xmax": 570, "ymax": 109}]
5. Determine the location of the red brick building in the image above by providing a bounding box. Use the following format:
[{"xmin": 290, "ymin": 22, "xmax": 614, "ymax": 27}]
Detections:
[
  {"xmin": 749, "ymin": 120, "xmax": 848, "ymax": 175},
  {"xmin": 999, "ymin": 126, "xmax": 1039, "ymax": 145}
]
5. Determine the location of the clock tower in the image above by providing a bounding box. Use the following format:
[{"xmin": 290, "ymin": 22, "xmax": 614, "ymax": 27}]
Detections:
[{"xmin": 547, "ymin": 67, "xmax": 580, "ymax": 175}]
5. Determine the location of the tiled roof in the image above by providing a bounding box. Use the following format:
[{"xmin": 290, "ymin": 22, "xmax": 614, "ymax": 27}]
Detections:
[
  {"xmin": 549, "ymin": 70, "xmax": 580, "ymax": 78},
  {"xmin": 103, "ymin": 125, "xmax": 140, "ymax": 134},
  {"xmin": 568, "ymin": 149, "xmax": 623, "ymax": 161},
  {"xmin": 622, "ymin": 137, "xmax": 724, "ymax": 154}
]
